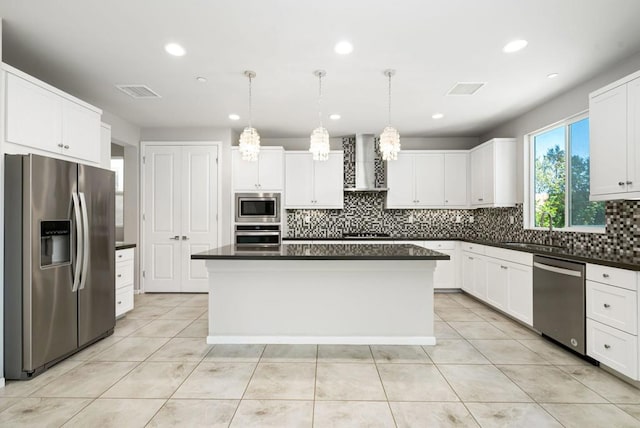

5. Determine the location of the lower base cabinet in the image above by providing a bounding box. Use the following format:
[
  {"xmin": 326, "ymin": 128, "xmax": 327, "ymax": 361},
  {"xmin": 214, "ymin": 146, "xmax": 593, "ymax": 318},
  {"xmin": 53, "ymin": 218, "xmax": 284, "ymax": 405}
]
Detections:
[
  {"xmin": 461, "ymin": 243, "xmax": 533, "ymax": 326},
  {"xmin": 115, "ymin": 248, "xmax": 135, "ymax": 317}
]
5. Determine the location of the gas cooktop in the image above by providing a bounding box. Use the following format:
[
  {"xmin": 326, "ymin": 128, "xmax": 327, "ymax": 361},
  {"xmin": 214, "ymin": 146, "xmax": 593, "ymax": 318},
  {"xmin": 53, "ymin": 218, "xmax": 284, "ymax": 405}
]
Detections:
[{"xmin": 342, "ymin": 233, "xmax": 391, "ymax": 239}]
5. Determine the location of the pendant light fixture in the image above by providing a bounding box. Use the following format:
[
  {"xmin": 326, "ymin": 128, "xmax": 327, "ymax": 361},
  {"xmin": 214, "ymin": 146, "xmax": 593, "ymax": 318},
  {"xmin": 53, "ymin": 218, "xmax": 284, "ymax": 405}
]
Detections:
[
  {"xmin": 379, "ymin": 69, "xmax": 401, "ymax": 161},
  {"xmin": 309, "ymin": 70, "xmax": 330, "ymax": 161},
  {"xmin": 238, "ymin": 70, "xmax": 260, "ymax": 161}
]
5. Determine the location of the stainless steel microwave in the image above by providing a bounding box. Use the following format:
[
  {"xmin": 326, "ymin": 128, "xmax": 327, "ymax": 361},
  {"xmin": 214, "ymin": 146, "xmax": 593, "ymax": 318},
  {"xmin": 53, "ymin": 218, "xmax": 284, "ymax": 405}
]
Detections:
[{"xmin": 235, "ymin": 192, "xmax": 281, "ymax": 223}]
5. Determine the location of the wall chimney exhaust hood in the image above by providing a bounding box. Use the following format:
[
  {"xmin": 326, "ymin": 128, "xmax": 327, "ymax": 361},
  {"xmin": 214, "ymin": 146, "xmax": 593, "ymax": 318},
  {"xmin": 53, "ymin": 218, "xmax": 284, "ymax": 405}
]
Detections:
[{"xmin": 344, "ymin": 134, "xmax": 389, "ymax": 192}]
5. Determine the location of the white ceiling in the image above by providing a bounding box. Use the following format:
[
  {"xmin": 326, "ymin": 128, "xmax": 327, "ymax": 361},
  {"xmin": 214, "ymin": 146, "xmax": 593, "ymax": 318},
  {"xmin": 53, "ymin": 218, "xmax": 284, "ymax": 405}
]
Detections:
[{"xmin": 1, "ymin": 0, "xmax": 640, "ymax": 138}]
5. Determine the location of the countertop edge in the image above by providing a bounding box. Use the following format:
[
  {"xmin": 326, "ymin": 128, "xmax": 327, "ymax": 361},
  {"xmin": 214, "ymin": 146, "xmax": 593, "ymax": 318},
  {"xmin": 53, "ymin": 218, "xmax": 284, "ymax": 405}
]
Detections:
[{"xmin": 115, "ymin": 243, "xmax": 137, "ymax": 250}]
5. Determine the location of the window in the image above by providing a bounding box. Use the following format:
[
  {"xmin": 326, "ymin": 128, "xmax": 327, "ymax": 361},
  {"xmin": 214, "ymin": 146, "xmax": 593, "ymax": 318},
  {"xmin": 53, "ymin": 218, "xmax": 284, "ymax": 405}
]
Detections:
[{"xmin": 530, "ymin": 114, "xmax": 605, "ymax": 231}]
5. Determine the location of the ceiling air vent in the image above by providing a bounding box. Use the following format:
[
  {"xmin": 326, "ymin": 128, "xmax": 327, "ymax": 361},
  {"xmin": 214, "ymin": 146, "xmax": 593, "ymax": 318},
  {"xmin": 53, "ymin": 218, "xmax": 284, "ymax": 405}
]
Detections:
[
  {"xmin": 116, "ymin": 84, "xmax": 161, "ymax": 99},
  {"xmin": 447, "ymin": 82, "xmax": 485, "ymax": 96}
]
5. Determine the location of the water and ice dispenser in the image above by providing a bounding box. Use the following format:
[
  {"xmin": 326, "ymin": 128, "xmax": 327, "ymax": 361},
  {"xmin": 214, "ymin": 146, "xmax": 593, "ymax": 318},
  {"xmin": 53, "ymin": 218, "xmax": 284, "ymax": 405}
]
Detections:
[{"xmin": 40, "ymin": 220, "xmax": 71, "ymax": 267}]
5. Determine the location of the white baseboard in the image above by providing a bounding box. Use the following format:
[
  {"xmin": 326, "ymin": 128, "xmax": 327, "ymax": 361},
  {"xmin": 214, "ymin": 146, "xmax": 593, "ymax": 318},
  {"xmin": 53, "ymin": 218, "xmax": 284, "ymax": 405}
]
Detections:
[
  {"xmin": 0, "ymin": 377, "xmax": 5, "ymax": 388},
  {"xmin": 206, "ymin": 335, "xmax": 437, "ymax": 346}
]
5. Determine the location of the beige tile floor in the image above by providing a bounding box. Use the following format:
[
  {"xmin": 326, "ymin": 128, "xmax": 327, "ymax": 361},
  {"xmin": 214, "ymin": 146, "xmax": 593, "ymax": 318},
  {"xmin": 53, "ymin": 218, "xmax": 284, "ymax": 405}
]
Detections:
[{"xmin": 2, "ymin": 292, "xmax": 640, "ymax": 427}]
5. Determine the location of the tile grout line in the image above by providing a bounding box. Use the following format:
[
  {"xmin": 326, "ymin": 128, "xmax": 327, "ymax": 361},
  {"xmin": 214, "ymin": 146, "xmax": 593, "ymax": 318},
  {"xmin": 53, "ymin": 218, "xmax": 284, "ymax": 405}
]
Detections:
[
  {"xmin": 311, "ymin": 344, "xmax": 318, "ymax": 428},
  {"xmin": 226, "ymin": 344, "xmax": 267, "ymax": 426},
  {"xmin": 369, "ymin": 345, "xmax": 399, "ymax": 428}
]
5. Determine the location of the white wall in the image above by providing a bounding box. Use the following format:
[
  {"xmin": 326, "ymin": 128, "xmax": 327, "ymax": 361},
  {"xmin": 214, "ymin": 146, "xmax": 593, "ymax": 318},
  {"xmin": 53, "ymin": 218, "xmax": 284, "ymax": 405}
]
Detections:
[
  {"xmin": 140, "ymin": 127, "xmax": 235, "ymax": 246},
  {"xmin": 480, "ymin": 51, "xmax": 640, "ymax": 202}
]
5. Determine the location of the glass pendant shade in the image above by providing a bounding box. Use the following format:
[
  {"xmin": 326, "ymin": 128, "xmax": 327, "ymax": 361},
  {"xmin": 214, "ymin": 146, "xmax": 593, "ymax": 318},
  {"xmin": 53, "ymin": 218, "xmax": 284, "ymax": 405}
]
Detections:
[
  {"xmin": 309, "ymin": 70, "xmax": 330, "ymax": 161},
  {"xmin": 239, "ymin": 126, "xmax": 260, "ymax": 161},
  {"xmin": 379, "ymin": 126, "xmax": 401, "ymax": 161},
  {"xmin": 309, "ymin": 126, "xmax": 330, "ymax": 161},
  {"xmin": 239, "ymin": 70, "xmax": 260, "ymax": 161},
  {"xmin": 380, "ymin": 69, "xmax": 400, "ymax": 161}
]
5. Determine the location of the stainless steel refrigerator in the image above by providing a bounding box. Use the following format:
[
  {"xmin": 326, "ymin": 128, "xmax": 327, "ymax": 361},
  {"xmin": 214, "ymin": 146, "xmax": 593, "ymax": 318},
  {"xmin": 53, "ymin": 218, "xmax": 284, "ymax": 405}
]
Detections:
[{"xmin": 4, "ymin": 154, "xmax": 115, "ymax": 380}]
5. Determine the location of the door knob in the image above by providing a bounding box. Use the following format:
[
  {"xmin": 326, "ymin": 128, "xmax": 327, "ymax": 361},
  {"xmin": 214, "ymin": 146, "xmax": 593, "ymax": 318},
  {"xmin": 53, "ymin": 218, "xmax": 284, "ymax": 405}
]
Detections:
[
  {"xmin": 182, "ymin": 236, "xmax": 189, "ymax": 240},
  {"xmin": 170, "ymin": 235, "xmax": 180, "ymax": 240},
  {"xmin": 627, "ymin": 181, "xmax": 633, "ymax": 185},
  {"xmin": 619, "ymin": 181, "xmax": 625, "ymax": 186},
  {"xmin": 603, "ymin": 303, "xmax": 611, "ymax": 308}
]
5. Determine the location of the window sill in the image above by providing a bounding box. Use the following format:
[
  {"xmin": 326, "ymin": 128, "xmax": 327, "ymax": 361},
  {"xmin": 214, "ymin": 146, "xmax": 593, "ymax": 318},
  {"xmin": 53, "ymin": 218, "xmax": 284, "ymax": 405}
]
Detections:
[{"xmin": 526, "ymin": 226, "xmax": 606, "ymax": 234}]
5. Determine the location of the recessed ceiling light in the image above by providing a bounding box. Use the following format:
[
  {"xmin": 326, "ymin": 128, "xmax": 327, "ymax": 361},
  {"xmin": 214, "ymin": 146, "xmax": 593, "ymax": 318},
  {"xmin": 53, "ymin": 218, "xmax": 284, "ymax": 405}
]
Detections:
[
  {"xmin": 165, "ymin": 43, "xmax": 186, "ymax": 56},
  {"xmin": 503, "ymin": 39, "xmax": 528, "ymax": 53},
  {"xmin": 547, "ymin": 73, "xmax": 559, "ymax": 79},
  {"xmin": 334, "ymin": 40, "xmax": 353, "ymax": 55},
  {"xmin": 228, "ymin": 114, "xmax": 240, "ymax": 121},
  {"xmin": 196, "ymin": 76, "xmax": 207, "ymax": 83},
  {"xmin": 432, "ymin": 113, "xmax": 444, "ymax": 120},
  {"xmin": 329, "ymin": 114, "xmax": 341, "ymax": 120}
]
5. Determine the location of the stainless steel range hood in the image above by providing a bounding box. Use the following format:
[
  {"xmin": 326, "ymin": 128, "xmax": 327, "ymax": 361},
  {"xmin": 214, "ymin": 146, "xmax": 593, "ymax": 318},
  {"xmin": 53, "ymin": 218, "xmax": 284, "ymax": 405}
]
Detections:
[{"xmin": 344, "ymin": 134, "xmax": 388, "ymax": 192}]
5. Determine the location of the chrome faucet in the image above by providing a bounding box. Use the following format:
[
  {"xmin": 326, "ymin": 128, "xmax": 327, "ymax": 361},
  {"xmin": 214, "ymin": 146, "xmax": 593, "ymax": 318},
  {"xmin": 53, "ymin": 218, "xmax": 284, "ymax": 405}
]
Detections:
[{"xmin": 541, "ymin": 212, "xmax": 554, "ymax": 246}]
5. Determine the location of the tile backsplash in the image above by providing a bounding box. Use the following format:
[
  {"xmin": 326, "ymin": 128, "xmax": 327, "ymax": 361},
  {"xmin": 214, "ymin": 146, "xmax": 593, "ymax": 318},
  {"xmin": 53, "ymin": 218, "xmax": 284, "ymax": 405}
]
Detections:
[{"xmin": 286, "ymin": 137, "xmax": 640, "ymax": 258}]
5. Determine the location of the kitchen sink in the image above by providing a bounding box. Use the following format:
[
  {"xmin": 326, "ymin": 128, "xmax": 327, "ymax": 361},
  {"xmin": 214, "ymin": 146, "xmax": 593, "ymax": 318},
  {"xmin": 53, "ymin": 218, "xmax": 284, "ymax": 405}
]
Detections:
[{"xmin": 502, "ymin": 242, "xmax": 566, "ymax": 252}]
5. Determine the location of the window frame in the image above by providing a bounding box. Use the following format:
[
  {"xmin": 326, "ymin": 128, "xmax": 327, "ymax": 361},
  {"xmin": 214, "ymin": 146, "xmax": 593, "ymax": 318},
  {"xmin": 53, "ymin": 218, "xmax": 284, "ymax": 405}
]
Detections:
[{"xmin": 524, "ymin": 110, "xmax": 605, "ymax": 234}]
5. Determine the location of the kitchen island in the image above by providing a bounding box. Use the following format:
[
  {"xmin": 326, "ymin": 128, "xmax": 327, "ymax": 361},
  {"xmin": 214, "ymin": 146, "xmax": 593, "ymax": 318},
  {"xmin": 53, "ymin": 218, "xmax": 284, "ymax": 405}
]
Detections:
[{"xmin": 192, "ymin": 243, "xmax": 448, "ymax": 345}]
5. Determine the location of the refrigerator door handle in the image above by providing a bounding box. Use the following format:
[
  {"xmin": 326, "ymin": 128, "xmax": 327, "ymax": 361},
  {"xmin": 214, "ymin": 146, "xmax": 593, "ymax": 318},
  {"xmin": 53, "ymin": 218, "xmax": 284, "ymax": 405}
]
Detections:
[
  {"xmin": 78, "ymin": 192, "xmax": 90, "ymax": 290},
  {"xmin": 71, "ymin": 192, "xmax": 83, "ymax": 292}
]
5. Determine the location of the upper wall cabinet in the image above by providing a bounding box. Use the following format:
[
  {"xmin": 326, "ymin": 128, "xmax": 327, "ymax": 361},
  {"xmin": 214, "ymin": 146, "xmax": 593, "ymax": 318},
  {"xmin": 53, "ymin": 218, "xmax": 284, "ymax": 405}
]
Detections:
[
  {"xmin": 285, "ymin": 151, "xmax": 344, "ymax": 209},
  {"xmin": 4, "ymin": 65, "xmax": 102, "ymax": 164},
  {"xmin": 386, "ymin": 151, "xmax": 469, "ymax": 209},
  {"xmin": 470, "ymin": 138, "xmax": 516, "ymax": 208},
  {"xmin": 232, "ymin": 146, "xmax": 284, "ymax": 191},
  {"xmin": 590, "ymin": 70, "xmax": 640, "ymax": 200}
]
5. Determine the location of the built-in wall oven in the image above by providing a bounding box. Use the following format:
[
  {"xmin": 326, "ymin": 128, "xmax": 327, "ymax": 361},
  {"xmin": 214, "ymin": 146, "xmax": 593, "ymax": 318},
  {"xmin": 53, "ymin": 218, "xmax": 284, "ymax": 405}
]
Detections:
[
  {"xmin": 235, "ymin": 224, "xmax": 281, "ymax": 247},
  {"xmin": 235, "ymin": 193, "xmax": 280, "ymax": 223}
]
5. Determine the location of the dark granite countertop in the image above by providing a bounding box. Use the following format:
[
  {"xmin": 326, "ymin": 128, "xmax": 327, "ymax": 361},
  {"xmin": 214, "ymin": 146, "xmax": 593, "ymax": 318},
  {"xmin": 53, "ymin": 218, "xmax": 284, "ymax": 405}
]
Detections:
[
  {"xmin": 192, "ymin": 243, "xmax": 450, "ymax": 260},
  {"xmin": 282, "ymin": 237, "xmax": 640, "ymax": 271},
  {"xmin": 115, "ymin": 242, "xmax": 136, "ymax": 250}
]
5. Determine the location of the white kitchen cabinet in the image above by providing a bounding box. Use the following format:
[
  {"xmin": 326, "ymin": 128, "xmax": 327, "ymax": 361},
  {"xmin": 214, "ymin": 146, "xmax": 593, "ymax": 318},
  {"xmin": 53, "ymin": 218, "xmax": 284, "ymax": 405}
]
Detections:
[
  {"xmin": 590, "ymin": 71, "xmax": 640, "ymax": 200},
  {"xmin": 461, "ymin": 249, "xmax": 487, "ymax": 300},
  {"xmin": 462, "ymin": 243, "xmax": 533, "ymax": 326},
  {"xmin": 420, "ymin": 241, "xmax": 458, "ymax": 289},
  {"xmin": 387, "ymin": 152, "xmax": 444, "ymax": 208},
  {"xmin": 232, "ymin": 146, "xmax": 284, "ymax": 191},
  {"xmin": 444, "ymin": 153, "xmax": 469, "ymax": 207},
  {"xmin": 285, "ymin": 151, "xmax": 343, "ymax": 208},
  {"xmin": 470, "ymin": 138, "xmax": 516, "ymax": 208},
  {"xmin": 585, "ymin": 263, "xmax": 640, "ymax": 379},
  {"xmin": 4, "ymin": 65, "xmax": 102, "ymax": 164},
  {"xmin": 115, "ymin": 248, "xmax": 135, "ymax": 317},
  {"xmin": 485, "ymin": 258, "xmax": 508, "ymax": 311}
]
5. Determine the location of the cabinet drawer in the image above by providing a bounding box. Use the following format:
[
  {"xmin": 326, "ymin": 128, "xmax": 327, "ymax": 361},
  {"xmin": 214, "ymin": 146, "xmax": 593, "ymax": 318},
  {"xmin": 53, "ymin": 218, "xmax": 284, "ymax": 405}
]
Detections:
[
  {"xmin": 116, "ymin": 260, "xmax": 134, "ymax": 289},
  {"xmin": 587, "ymin": 281, "xmax": 637, "ymax": 334},
  {"xmin": 485, "ymin": 246, "xmax": 533, "ymax": 266},
  {"xmin": 422, "ymin": 241, "xmax": 456, "ymax": 251},
  {"xmin": 116, "ymin": 248, "xmax": 134, "ymax": 263},
  {"xmin": 115, "ymin": 285, "xmax": 134, "ymax": 317},
  {"xmin": 587, "ymin": 264, "xmax": 637, "ymax": 291},
  {"xmin": 587, "ymin": 319, "xmax": 638, "ymax": 379},
  {"xmin": 461, "ymin": 242, "xmax": 485, "ymax": 255}
]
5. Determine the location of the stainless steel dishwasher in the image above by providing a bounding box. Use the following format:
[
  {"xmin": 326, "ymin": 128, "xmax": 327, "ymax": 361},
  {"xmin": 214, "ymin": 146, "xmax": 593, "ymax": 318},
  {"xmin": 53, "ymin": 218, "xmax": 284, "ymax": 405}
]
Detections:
[{"xmin": 533, "ymin": 255, "xmax": 586, "ymax": 355}]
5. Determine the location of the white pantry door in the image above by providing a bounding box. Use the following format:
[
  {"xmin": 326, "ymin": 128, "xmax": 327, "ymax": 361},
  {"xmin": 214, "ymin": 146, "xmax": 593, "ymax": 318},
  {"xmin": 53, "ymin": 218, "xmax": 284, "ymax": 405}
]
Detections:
[
  {"xmin": 144, "ymin": 145, "xmax": 218, "ymax": 292},
  {"xmin": 144, "ymin": 146, "xmax": 182, "ymax": 292},
  {"xmin": 180, "ymin": 146, "xmax": 218, "ymax": 292}
]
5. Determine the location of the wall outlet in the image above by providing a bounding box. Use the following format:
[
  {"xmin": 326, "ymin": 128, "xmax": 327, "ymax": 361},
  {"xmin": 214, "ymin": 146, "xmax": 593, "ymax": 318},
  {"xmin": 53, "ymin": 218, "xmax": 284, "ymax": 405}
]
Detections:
[
  {"xmin": 509, "ymin": 216, "xmax": 515, "ymax": 224},
  {"xmin": 455, "ymin": 215, "xmax": 462, "ymax": 223},
  {"xmin": 303, "ymin": 215, "xmax": 311, "ymax": 224},
  {"xmin": 469, "ymin": 215, "xmax": 474, "ymax": 223}
]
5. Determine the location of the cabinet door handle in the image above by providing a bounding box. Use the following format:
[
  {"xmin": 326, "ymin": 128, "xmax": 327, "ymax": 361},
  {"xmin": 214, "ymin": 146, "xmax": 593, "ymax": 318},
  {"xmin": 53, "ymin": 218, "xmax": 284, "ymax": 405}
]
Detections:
[
  {"xmin": 602, "ymin": 273, "xmax": 610, "ymax": 278},
  {"xmin": 604, "ymin": 344, "xmax": 611, "ymax": 349},
  {"xmin": 478, "ymin": 198, "xmax": 483, "ymax": 201},
  {"xmin": 603, "ymin": 303, "xmax": 611, "ymax": 308},
  {"xmin": 58, "ymin": 143, "xmax": 64, "ymax": 148},
  {"xmin": 118, "ymin": 254, "xmax": 123, "ymax": 258},
  {"xmin": 117, "ymin": 274, "xmax": 122, "ymax": 278},
  {"xmin": 500, "ymin": 265, "xmax": 508, "ymax": 270},
  {"xmin": 117, "ymin": 300, "xmax": 122, "ymax": 305},
  {"xmin": 64, "ymin": 145, "xmax": 69, "ymax": 149},
  {"xmin": 619, "ymin": 181, "xmax": 625, "ymax": 186},
  {"xmin": 468, "ymin": 256, "xmax": 474, "ymax": 260},
  {"xmin": 627, "ymin": 181, "xmax": 633, "ymax": 185}
]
